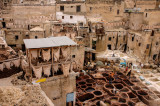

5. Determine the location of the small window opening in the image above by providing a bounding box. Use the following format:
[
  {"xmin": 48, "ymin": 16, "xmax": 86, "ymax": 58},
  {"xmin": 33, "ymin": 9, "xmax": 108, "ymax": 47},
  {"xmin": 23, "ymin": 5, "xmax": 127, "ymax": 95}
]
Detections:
[
  {"xmin": 60, "ymin": 6, "xmax": 64, "ymax": 11},
  {"xmin": 132, "ymin": 36, "xmax": 134, "ymax": 41},
  {"xmin": 70, "ymin": 16, "xmax": 73, "ymax": 19},
  {"xmin": 117, "ymin": 9, "xmax": 120, "ymax": 15},
  {"xmin": 108, "ymin": 37, "xmax": 112, "ymax": 41},
  {"xmin": 146, "ymin": 44, "xmax": 150, "ymax": 49},
  {"xmin": 35, "ymin": 36, "xmax": 38, "ymax": 39},
  {"xmin": 15, "ymin": 35, "xmax": 19, "ymax": 40}
]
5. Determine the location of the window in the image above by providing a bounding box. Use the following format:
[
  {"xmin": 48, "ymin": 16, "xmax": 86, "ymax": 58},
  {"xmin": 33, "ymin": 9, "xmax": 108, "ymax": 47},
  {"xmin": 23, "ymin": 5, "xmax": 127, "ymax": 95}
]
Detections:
[
  {"xmin": 110, "ymin": 7, "xmax": 112, "ymax": 12},
  {"xmin": 153, "ymin": 54, "xmax": 157, "ymax": 60},
  {"xmin": 35, "ymin": 36, "xmax": 38, "ymax": 39},
  {"xmin": 90, "ymin": 7, "xmax": 92, "ymax": 11},
  {"xmin": 117, "ymin": 9, "xmax": 120, "ymax": 15},
  {"xmin": 72, "ymin": 55, "xmax": 75, "ymax": 58},
  {"xmin": 15, "ymin": 35, "xmax": 19, "ymax": 40},
  {"xmin": 26, "ymin": 35, "xmax": 29, "ymax": 38},
  {"xmin": 108, "ymin": 45, "xmax": 111, "ymax": 50},
  {"xmin": 62, "ymin": 16, "xmax": 64, "ymax": 19},
  {"xmin": 146, "ymin": 44, "xmax": 150, "ymax": 49},
  {"xmin": 108, "ymin": 37, "xmax": 112, "ymax": 41},
  {"xmin": 70, "ymin": 16, "xmax": 73, "ymax": 19},
  {"xmin": 145, "ymin": 13, "xmax": 148, "ymax": 17},
  {"xmin": 2, "ymin": 22, "xmax": 6, "ymax": 28},
  {"xmin": 156, "ymin": 42, "xmax": 158, "ymax": 45},
  {"xmin": 123, "ymin": 36, "xmax": 125, "ymax": 41},
  {"xmin": 151, "ymin": 30, "xmax": 154, "ymax": 36},
  {"xmin": 79, "ymin": 22, "xmax": 83, "ymax": 26},
  {"xmin": 76, "ymin": 5, "xmax": 81, "ymax": 12},
  {"xmin": 71, "ymin": 6, "xmax": 73, "ymax": 8},
  {"xmin": 132, "ymin": 36, "xmax": 134, "ymax": 41},
  {"xmin": 60, "ymin": 6, "xmax": 64, "ymax": 11},
  {"xmin": 139, "ymin": 43, "xmax": 141, "ymax": 46}
]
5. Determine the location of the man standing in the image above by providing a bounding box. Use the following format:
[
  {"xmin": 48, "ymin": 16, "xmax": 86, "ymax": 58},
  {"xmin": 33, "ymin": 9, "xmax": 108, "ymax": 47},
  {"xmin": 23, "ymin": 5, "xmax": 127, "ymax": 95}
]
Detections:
[
  {"xmin": 125, "ymin": 66, "xmax": 128, "ymax": 73},
  {"xmin": 109, "ymin": 71, "xmax": 114, "ymax": 84},
  {"xmin": 127, "ymin": 69, "xmax": 132, "ymax": 79}
]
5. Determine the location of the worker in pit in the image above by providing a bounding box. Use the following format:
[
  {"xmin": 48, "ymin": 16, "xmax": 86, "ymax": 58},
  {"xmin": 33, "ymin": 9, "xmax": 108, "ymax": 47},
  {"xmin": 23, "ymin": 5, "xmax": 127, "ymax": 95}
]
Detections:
[
  {"xmin": 125, "ymin": 66, "xmax": 128, "ymax": 73},
  {"xmin": 127, "ymin": 69, "xmax": 132, "ymax": 79},
  {"xmin": 109, "ymin": 71, "xmax": 114, "ymax": 84}
]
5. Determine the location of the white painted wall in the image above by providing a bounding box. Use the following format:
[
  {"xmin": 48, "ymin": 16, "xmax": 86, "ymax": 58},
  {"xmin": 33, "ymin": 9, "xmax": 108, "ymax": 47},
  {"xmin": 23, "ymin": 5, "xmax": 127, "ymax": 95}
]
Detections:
[{"xmin": 56, "ymin": 12, "xmax": 86, "ymax": 24}]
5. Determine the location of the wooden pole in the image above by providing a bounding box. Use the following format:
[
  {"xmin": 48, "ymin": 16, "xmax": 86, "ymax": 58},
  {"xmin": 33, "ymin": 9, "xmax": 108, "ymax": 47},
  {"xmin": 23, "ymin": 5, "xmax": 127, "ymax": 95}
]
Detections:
[
  {"xmin": 52, "ymin": 47, "xmax": 54, "ymax": 76},
  {"xmin": 29, "ymin": 49, "xmax": 32, "ymax": 80},
  {"xmin": 70, "ymin": 46, "xmax": 72, "ymax": 72}
]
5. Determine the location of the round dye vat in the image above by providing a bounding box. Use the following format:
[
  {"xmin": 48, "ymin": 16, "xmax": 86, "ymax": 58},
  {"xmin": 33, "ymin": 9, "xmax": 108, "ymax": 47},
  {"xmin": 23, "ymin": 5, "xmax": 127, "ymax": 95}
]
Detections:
[
  {"xmin": 93, "ymin": 91, "xmax": 102, "ymax": 96},
  {"xmin": 119, "ymin": 98, "xmax": 126, "ymax": 103},
  {"xmin": 86, "ymin": 79, "xmax": 94, "ymax": 83},
  {"xmin": 105, "ymin": 84, "xmax": 114, "ymax": 89},
  {"xmin": 78, "ymin": 81, "xmax": 86, "ymax": 85},
  {"xmin": 85, "ymin": 87, "xmax": 95, "ymax": 92},
  {"xmin": 120, "ymin": 93, "xmax": 128, "ymax": 99},
  {"xmin": 81, "ymin": 85, "xmax": 87, "ymax": 89}
]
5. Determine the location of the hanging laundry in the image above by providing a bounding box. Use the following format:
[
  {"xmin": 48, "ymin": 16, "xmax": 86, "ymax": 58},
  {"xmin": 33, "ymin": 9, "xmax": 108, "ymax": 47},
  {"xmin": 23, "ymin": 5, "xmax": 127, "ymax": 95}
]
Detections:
[
  {"xmin": 71, "ymin": 33, "xmax": 76, "ymax": 39},
  {"xmin": 53, "ymin": 48, "xmax": 60, "ymax": 61},
  {"xmin": 42, "ymin": 49, "xmax": 51, "ymax": 61},
  {"xmin": 0, "ymin": 63, "xmax": 4, "ymax": 71},
  {"xmin": 13, "ymin": 59, "xmax": 20, "ymax": 67},
  {"xmin": 43, "ymin": 65, "xmax": 51, "ymax": 77},
  {"xmin": 32, "ymin": 66, "xmax": 42, "ymax": 79},
  {"xmin": 30, "ymin": 50, "xmax": 38, "ymax": 59},
  {"xmin": 61, "ymin": 47, "xmax": 69, "ymax": 59},
  {"xmin": 4, "ymin": 61, "xmax": 11, "ymax": 69},
  {"xmin": 72, "ymin": 61, "xmax": 77, "ymax": 70},
  {"xmin": 53, "ymin": 64, "xmax": 59, "ymax": 74},
  {"xmin": 62, "ymin": 63, "xmax": 70, "ymax": 77}
]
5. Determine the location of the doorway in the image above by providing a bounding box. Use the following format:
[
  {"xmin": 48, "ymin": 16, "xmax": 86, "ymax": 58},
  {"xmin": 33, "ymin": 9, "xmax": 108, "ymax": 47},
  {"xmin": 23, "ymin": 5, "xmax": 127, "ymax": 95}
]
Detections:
[
  {"xmin": 108, "ymin": 44, "xmax": 111, "ymax": 50},
  {"xmin": 66, "ymin": 92, "xmax": 74, "ymax": 106}
]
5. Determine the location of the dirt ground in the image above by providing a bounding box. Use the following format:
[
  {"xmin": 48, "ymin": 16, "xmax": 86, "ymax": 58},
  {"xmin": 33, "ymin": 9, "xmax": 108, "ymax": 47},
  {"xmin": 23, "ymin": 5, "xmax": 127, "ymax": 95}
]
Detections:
[
  {"xmin": 0, "ymin": 72, "xmax": 51, "ymax": 106},
  {"xmin": 0, "ymin": 85, "xmax": 49, "ymax": 106}
]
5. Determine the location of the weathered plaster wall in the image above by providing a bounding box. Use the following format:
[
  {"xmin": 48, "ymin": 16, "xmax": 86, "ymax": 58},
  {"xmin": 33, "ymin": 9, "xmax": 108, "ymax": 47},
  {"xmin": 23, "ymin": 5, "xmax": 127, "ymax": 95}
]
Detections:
[
  {"xmin": 136, "ymin": 0, "xmax": 157, "ymax": 12},
  {"xmin": 144, "ymin": 9, "xmax": 160, "ymax": 26},
  {"xmin": 56, "ymin": 2, "xmax": 86, "ymax": 14},
  {"xmin": 56, "ymin": 12, "xmax": 86, "ymax": 24},
  {"xmin": 129, "ymin": 12, "xmax": 143, "ymax": 31},
  {"xmin": 86, "ymin": 2, "xmax": 125, "ymax": 22},
  {"xmin": 40, "ymin": 74, "xmax": 76, "ymax": 106}
]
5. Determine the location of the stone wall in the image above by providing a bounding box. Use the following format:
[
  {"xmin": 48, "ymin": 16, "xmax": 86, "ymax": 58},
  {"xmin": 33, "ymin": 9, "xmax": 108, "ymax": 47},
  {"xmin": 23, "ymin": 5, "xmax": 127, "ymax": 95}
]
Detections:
[
  {"xmin": 86, "ymin": 2, "xmax": 125, "ymax": 22},
  {"xmin": 127, "ymin": 30, "xmax": 160, "ymax": 63},
  {"xmin": 56, "ymin": 2, "xmax": 86, "ymax": 14},
  {"xmin": 40, "ymin": 74, "xmax": 76, "ymax": 106},
  {"xmin": 144, "ymin": 9, "xmax": 160, "ymax": 26},
  {"xmin": 136, "ymin": 0, "xmax": 157, "ymax": 12},
  {"xmin": 71, "ymin": 46, "xmax": 85, "ymax": 70},
  {"xmin": 129, "ymin": 12, "xmax": 143, "ymax": 31}
]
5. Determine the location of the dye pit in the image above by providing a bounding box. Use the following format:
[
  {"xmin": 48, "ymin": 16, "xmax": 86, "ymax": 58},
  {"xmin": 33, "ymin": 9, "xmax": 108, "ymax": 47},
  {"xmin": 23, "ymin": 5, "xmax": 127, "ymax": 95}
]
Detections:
[{"xmin": 76, "ymin": 68, "xmax": 160, "ymax": 106}]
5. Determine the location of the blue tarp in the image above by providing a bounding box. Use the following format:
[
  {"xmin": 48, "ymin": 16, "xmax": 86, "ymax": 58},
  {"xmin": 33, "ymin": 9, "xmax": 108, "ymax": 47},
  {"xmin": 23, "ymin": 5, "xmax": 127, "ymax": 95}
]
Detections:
[
  {"xmin": 120, "ymin": 62, "xmax": 126, "ymax": 66},
  {"xmin": 139, "ymin": 76, "xmax": 145, "ymax": 81},
  {"xmin": 66, "ymin": 92, "xmax": 74, "ymax": 102}
]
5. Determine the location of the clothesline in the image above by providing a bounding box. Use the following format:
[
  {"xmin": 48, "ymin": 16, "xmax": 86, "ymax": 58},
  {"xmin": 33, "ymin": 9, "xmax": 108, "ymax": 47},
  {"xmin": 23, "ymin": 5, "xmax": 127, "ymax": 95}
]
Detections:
[
  {"xmin": 0, "ymin": 57, "xmax": 20, "ymax": 63},
  {"xmin": 31, "ymin": 60, "xmax": 73, "ymax": 67}
]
